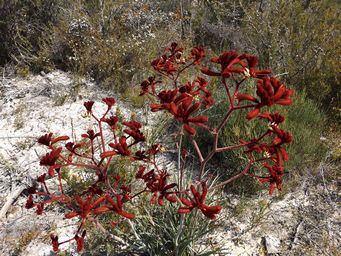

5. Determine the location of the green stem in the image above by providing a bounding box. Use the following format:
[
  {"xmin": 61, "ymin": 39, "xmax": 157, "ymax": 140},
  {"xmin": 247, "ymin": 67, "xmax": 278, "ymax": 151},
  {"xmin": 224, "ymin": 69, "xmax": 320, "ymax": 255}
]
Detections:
[{"xmin": 175, "ymin": 128, "xmax": 184, "ymax": 255}]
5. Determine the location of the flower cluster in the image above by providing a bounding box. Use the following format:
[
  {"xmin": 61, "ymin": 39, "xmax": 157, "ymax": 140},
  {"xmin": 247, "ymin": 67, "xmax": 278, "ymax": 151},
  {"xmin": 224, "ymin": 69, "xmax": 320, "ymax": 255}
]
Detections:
[{"xmin": 26, "ymin": 43, "xmax": 294, "ymax": 253}]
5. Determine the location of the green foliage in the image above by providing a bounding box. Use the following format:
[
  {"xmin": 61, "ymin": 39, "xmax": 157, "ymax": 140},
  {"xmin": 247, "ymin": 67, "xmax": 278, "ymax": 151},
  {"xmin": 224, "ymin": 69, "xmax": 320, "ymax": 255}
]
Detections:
[{"xmin": 239, "ymin": 0, "xmax": 340, "ymax": 111}]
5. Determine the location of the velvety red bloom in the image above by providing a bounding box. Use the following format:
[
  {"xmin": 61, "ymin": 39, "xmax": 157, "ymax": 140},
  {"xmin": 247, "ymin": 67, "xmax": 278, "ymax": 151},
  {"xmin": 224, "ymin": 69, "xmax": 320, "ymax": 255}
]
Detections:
[
  {"xmin": 25, "ymin": 195, "xmax": 34, "ymax": 209},
  {"xmin": 148, "ymin": 144, "xmax": 162, "ymax": 155},
  {"xmin": 105, "ymin": 194, "xmax": 135, "ymax": 219},
  {"xmin": 38, "ymin": 133, "xmax": 53, "ymax": 146},
  {"xmin": 202, "ymin": 51, "xmax": 245, "ymax": 78},
  {"xmin": 38, "ymin": 133, "xmax": 69, "ymax": 146},
  {"xmin": 258, "ymin": 112, "xmax": 285, "ymax": 126},
  {"xmin": 108, "ymin": 136, "xmax": 130, "ymax": 156},
  {"xmin": 139, "ymin": 76, "xmax": 160, "ymax": 96},
  {"xmin": 151, "ymin": 56, "xmax": 177, "ymax": 75},
  {"xmin": 134, "ymin": 150, "xmax": 148, "ymax": 161},
  {"xmin": 84, "ymin": 101, "xmax": 94, "ymax": 113},
  {"xmin": 102, "ymin": 97, "xmax": 116, "ymax": 109},
  {"xmin": 122, "ymin": 121, "xmax": 145, "ymax": 143},
  {"xmin": 102, "ymin": 115, "xmax": 119, "ymax": 130},
  {"xmin": 75, "ymin": 231, "xmax": 86, "ymax": 252},
  {"xmin": 81, "ymin": 129, "xmax": 100, "ymax": 141},
  {"xmin": 256, "ymin": 77, "xmax": 294, "ymax": 107},
  {"xmin": 40, "ymin": 147, "xmax": 62, "ymax": 166},
  {"xmin": 135, "ymin": 165, "xmax": 146, "ymax": 179},
  {"xmin": 171, "ymin": 99, "xmax": 209, "ymax": 135},
  {"xmin": 36, "ymin": 203, "xmax": 44, "ymax": 215},
  {"xmin": 240, "ymin": 54, "xmax": 271, "ymax": 78},
  {"xmin": 150, "ymin": 89, "xmax": 178, "ymax": 112},
  {"xmin": 50, "ymin": 234, "xmax": 59, "ymax": 252},
  {"xmin": 190, "ymin": 47, "xmax": 205, "ymax": 65},
  {"xmin": 239, "ymin": 77, "xmax": 294, "ymax": 119},
  {"xmin": 178, "ymin": 182, "xmax": 222, "ymax": 219},
  {"xmin": 257, "ymin": 163, "xmax": 284, "ymax": 195},
  {"xmin": 271, "ymin": 126, "xmax": 293, "ymax": 146},
  {"xmin": 37, "ymin": 173, "xmax": 47, "ymax": 183},
  {"xmin": 138, "ymin": 169, "xmax": 177, "ymax": 205}
]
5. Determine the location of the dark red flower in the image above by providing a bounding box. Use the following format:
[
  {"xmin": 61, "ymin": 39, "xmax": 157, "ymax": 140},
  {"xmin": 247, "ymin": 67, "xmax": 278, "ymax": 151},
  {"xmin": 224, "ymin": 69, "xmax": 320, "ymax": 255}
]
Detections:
[
  {"xmin": 84, "ymin": 101, "xmax": 94, "ymax": 114},
  {"xmin": 81, "ymin": 129, "xmax": 100, "ymax": 141},
  {"xmin": 151, "ymin": 56, "xmax": 177, "ymax": 75},
  {"xmin": 38, "ymin": 133, "xmax": 69, "ymax": 146},
  {"xmin": 256, "ymin": 77, "xmax": 294, "ymax": 107},
  {"xmin": 122, "ymin": 121, "xmax": 145, "ymax": 143},
  {"xmin": 190, "ymin": 47, "xmax": 205, "ymax": 65},
  {"xmin": 37, "ymin": 173, "xmax": 47, "ymax": 183},
  {"xmin": 50, "ymin": 234, "xmax": 59, "ymax": 252},
  {"xmin": 25, "ymin": 195, "xmax": 34, "ymax": 209},
  {"xmin": 202, "ymin": 51, "xmax": 245, "ymax": 78},
  {"xmin": 240, "ymin": 54, "xmax": 271, "ymax": 78},
  {"xmin": 139, "ymin": 76, "xmax": 160, "ymax": 96},
  {"xmin": 40, "ymin": 147, "xmax": 62, "ymax": 166},
  {"xmin": 171, "ymin": 99, "xmax": 209, "ymax": 135},
  {"xmin": 271, "ymin": 126, "xmax": 293, "ymax": 146},
  {"xmin": 75, "ymin": 231, "xmax": 86, "ymax": 252},
  {"xmin": 36, "ymin": 203, "xmax": 44, "ymax": 215},
  {"xmin": 108, "ymin": 136, "xmax": 130, "ymax": 156},
  {"xmin": 150, "ymin": 89, "xmax": 178, "ymax": 112},
  {"xmin": 105, "ymin": 194, "xmax": 135, "ymax": 219},
  {"xmin": 102, "ymin": 115, "xmax": 119, "ymax": 130},
  {"xmin": 38, "ymin": 133, "xmax": 53, "ymax": 146},
  {"xmin": 140, "ymin": 169, "xmax": 177, "ymax": 205},
  {"xmin": 257, "ymin": 163, "xmax": 284, "ymax": 195},
  {"xmin": 258, "ymin": 112, "xmax": 285, "ymax": 126},
  {"xmin": 238, "ymin": 77, "xmax": 294, "ymax": 119},
  {"xmin": 102, "ymin": 97, "xmax": 116, "ymax": 109},
  {"xmin": 178, "ymin": 182, "xmax": 222, "ymax": 219}
]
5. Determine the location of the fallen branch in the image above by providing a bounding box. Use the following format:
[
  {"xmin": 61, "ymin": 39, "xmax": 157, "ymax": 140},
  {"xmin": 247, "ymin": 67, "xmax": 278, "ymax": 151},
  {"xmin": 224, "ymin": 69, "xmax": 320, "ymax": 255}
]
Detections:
[{"xmin": 0, "ymin": 185, "xmax": 27, "ymax": 220}]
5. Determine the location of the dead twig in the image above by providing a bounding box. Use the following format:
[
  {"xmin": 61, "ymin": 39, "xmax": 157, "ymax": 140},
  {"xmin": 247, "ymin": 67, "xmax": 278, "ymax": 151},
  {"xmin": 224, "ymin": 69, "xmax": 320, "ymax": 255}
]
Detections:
[{"xmin": 0, "ymin": 185, "xmax": 27, "ymax": 220}]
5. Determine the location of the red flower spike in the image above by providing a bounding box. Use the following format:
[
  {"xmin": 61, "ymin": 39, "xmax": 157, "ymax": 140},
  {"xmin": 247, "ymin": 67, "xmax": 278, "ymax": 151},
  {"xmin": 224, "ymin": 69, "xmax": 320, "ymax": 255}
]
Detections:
[
  {"xmin": 50, "ymin": 234, "xmax": 59, "ymax": 252},
  {"xmin": 240, "ymin": 54, "xmax": 271, "ymax": 78},
  {"xmin": 144, "ymin": 170, "xmax": 177, "ymax": 206},
  {"xmin": 102, "ymin": 97, "xmax": 116, "ymax": 109},
  {"xmin": 257, "ymin": 163, "xmax": 284, "ymax": 195},
  {"xmin": 37, "ymin": 173, "xmax": 46, "ymax": 183},
  {"xmin": 38, "ymin": 133, "xmax": 53, "ymax": 146},
  {"xmin": 25, "ymin": 195, "xmax": 34, "ymax": 209},
  {"xmin": 190, "ymin": 47, "xmax": 205, "ymax": 65},
  {"xmin": 109, "ymin": 136, "xmax": 130, "ymax": 156},
  {"xmin": 203, "ymin": 51, "xmax": 245, "ymax": 78},
  {"xmin": 40, "ymin": 147, "xmax": 62, "ymax": 166},
  {"xmin": 139, "ymin": 76, "xmax": 160, "ymax": 96},
  {"xmin": 36, "ymin": 203, "xmax": 44, "ymax": 215},
  {"xmin": 51, "ymin": 136, "xmax": 69, "ymax": 145},
  {"xmin": 81, "ymin": 129, "xmax": 100, "ymax": 141},
  {"xmin": 178, "ymin": 182, "xmax": 222, "ymax": 219},
  {"xmin": 65, "ymin": 211, "xmax": 78, "ymax": 219},
  {"xmin": 84, "ymin": 101, "xmax": 94, "ymax": 113},
  {"xmin": 105, "ymin": 194, "xmax": 135, "ymax": 219},
  {"xmin": 246, "ymin": 108, "xmax": 261, "ymax": 120},
  {"xmin": 258, "ymin": 112, "xmax": 285, "ymax": 126},
  {"xmin": 75, "ymin": 232, "xmax": 85, "ymax": 252},
  {"xmin": 102, "ymin": 115, "xmax": 119, "ymax": 130}
]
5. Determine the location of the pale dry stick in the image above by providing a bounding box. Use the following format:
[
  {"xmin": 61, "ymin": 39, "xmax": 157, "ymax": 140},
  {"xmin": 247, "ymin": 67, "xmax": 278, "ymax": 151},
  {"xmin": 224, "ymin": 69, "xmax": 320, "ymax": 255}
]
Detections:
[
  {"xmin": 289, "ymin": 219, "xmax": 304, "ymax": 250},
  {"xmin": 0, "ymin": 185, "xmax": 27, "ymax": 220}
]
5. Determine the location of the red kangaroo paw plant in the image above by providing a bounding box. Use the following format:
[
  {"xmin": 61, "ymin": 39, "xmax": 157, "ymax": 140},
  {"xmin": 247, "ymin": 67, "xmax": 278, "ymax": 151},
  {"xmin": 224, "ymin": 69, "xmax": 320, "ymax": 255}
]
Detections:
[{"xmin": 27, "ymin": 42, "xmax": 294, "ymax": 252}]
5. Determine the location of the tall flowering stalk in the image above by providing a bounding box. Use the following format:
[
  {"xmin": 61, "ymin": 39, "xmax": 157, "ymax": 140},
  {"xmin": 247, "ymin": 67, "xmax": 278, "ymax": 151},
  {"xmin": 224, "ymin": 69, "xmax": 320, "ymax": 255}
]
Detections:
[{"xmin": 25, "ymin": 42, "xmax": 294, "ymax": 253}]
